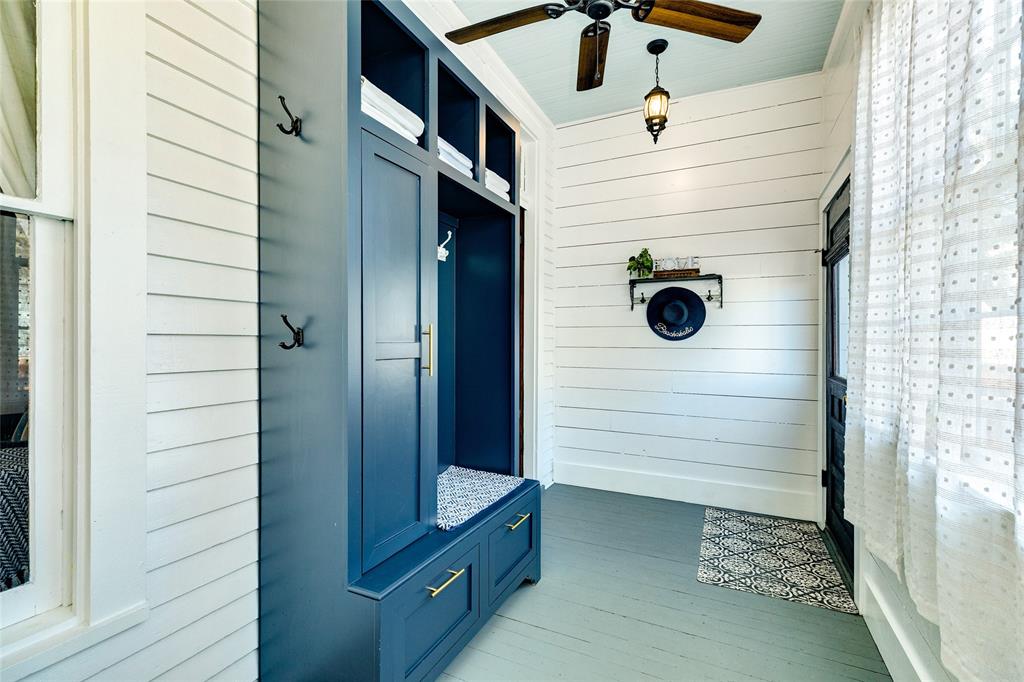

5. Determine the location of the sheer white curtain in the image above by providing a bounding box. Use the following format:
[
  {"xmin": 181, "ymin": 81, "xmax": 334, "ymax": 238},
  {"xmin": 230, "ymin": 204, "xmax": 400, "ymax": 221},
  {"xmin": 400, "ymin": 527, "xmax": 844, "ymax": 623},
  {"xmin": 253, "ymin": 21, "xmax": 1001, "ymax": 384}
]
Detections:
[{"xmin": 845, "ymin": 0, "xmax": 1023, "ymax": 680}]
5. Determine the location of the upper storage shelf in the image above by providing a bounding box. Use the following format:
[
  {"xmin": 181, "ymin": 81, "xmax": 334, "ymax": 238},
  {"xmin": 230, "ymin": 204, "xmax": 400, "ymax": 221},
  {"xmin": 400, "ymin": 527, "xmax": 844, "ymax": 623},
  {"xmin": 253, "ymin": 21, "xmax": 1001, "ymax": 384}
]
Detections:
[
  {"xmin": 354, "ymin": 0, "xmax": 520, "ymax": 209},
  {"xmin": 485, "ymin": 107, "xmax": 515, "ymax": 204},
  {"xmin": 361, "ymin": 0, "xmax": 426, "ymax": 148},
  {"xmin": 437, "ymin": 63, "xmax": 479, "ymax": 180}
]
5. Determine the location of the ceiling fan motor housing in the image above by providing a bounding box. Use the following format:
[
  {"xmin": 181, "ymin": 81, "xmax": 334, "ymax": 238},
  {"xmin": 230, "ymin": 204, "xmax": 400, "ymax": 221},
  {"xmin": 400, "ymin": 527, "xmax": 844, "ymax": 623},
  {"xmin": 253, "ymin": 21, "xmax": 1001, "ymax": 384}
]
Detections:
[{"xmin": 585, "ymin": 0, "xmax": 615, "ymax": 20}]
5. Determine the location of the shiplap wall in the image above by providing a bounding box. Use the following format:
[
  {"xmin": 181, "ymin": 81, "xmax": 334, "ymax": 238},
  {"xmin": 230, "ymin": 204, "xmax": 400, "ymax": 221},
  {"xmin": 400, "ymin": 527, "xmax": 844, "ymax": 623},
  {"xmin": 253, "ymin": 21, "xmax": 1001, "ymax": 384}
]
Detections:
[
  {"xmin": 30, "ymin": 1, "xmax": 260, "ymax": 679},
  {"xmin": 553, "ymin": 73, "xmax": 823, "ymax": 520}
]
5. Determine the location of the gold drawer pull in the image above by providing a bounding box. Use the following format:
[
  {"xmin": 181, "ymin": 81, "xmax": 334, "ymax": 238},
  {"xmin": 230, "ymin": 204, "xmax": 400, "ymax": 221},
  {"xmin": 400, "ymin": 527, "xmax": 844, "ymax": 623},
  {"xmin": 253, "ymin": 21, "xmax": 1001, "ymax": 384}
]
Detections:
[
  {"xmin": 426, "ymin": 568, "xmax": 464, "ymax": 598},
  {"xmin": 505, "ymin": 513, "xmax": 531, "ymax": 531},
  {"xmin": 421, "ymin": 323, "xmax": 435, "ymax": 377}
]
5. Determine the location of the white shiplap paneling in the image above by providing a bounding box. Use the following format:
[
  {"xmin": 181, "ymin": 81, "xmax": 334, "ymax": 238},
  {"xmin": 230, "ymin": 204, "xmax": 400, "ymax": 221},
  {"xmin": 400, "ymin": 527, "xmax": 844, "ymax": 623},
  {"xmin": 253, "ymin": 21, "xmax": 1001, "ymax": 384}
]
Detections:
[
  {"xmin": 553, "ymin": 73, "xmax": 823, "ymax": 520},
  {"xmin": 28, "ymin": 2, "xmax": 259, "ymax": 679}
]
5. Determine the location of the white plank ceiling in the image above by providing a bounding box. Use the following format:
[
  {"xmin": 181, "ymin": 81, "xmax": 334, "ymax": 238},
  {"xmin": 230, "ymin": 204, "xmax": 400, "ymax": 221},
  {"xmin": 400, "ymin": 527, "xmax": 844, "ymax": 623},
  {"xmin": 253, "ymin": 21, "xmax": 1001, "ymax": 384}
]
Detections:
[{"xmin": 450, "ymin": 0, "xmax": 843, "ymax": 124}]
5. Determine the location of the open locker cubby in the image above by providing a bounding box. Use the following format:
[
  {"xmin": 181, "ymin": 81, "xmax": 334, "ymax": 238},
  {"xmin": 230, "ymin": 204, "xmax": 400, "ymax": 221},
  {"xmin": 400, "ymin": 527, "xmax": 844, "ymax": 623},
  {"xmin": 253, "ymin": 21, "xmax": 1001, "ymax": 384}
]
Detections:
[
  {"xmin": 437, "ymin": 175, "xmax": 515, "ymax": 476},
  {"xmin": 437, "ymin": 62, "xmax": 479, "ymax": 178},
  {"xmin": 485, "ymin": 107, "xmax": 516, "ymax": 203},
  {"xmin": 361, "ymin": 0, "xmax": 426, "ymax": 146}
]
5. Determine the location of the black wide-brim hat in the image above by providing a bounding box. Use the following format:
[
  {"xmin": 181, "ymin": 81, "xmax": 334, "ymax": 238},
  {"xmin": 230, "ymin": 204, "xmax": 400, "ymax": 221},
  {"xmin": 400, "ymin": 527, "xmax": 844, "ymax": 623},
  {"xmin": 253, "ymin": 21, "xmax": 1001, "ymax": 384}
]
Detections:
[{"xmin": 646, "ymin": 286, "xmax": 706, "ymax": 341}]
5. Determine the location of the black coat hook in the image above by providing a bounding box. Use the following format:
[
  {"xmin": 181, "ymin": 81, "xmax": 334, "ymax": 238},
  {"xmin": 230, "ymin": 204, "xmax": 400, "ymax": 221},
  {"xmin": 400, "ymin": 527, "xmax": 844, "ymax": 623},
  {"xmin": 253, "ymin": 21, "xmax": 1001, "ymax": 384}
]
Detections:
[
  {"xmin": 279, "ymin": 314, "xmax": 304, "ymax": 350},
  {"xmin": 276, "ymin": 95, "xmax": 302, "ymax": 136}
]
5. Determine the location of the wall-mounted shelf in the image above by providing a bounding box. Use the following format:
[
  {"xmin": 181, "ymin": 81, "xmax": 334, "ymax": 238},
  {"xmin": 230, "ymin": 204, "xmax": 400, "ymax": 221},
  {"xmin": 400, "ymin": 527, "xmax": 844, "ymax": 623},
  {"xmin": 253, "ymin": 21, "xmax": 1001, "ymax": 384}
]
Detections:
[{"xmin": 629, "ymin": 273, "xmax": 723, "ymax": 311}]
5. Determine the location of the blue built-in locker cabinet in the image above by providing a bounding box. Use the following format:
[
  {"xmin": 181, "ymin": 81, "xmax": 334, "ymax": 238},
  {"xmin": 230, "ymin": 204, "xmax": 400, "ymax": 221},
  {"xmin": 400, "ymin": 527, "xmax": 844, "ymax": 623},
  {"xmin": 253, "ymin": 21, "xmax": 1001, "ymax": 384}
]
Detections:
[{"xmin": 258, "ymin": 2, "xmax": 541, "ymax": 680}]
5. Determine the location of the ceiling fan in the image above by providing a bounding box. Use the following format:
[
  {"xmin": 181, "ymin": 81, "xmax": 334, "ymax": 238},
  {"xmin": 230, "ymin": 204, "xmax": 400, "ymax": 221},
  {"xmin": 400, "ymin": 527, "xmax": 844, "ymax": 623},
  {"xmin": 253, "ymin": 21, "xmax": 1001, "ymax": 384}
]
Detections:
[{"xmin": 446, "ymin": 0, "xmax": 761, "ymax": 91}]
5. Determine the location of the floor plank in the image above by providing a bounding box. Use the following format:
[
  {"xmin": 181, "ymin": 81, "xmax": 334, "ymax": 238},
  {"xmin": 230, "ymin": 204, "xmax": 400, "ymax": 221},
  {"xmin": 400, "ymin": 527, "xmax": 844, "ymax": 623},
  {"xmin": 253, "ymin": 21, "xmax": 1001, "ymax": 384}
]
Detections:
[{"xmin": 444, "ymin": 484, "xmax": 889, "ymax": 681}]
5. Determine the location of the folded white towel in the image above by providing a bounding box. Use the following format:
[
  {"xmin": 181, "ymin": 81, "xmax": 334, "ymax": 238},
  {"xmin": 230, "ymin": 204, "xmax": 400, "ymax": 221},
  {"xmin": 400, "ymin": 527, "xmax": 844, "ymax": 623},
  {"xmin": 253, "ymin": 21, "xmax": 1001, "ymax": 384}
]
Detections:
[
  {"xmin": 484, "ymin": 169, "xmax": 511, "ymax": 195},
  {"xmin": 439, "ymin": 149, "xmax": 473, "ymax": 178},
  {"xmin": 484, "ymin": 179, "xmax": 510, "ymax": 202},
  {"xmin": 361, "ymin": 100, "xmax": 418, "ymax": 144},
  {"xmin": 484, "ymin": 184, "xmax": 510, "ymax": 201},
  {"xmin": 438, "ymin": 138, "xmax": 473, "ymax": 171},
  {"xmin": 360, "ymin": 76, "xmax": 424, "ymax": 139}
]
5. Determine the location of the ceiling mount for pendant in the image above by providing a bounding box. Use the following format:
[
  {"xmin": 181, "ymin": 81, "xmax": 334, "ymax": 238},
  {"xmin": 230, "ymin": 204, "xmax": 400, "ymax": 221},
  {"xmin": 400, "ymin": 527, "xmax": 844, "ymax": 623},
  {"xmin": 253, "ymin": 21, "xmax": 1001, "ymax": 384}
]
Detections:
[{"xmin": 647, "ymin": 38, "xmax": 668, "ymax": 55}]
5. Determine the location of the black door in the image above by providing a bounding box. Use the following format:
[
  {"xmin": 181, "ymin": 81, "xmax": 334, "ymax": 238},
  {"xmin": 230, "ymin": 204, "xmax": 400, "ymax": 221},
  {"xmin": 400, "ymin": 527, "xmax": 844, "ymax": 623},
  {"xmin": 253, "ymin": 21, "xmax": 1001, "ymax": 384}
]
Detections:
[{"xmin": 823, "ymin": 179, "xmax": 854, "ymax": 572}]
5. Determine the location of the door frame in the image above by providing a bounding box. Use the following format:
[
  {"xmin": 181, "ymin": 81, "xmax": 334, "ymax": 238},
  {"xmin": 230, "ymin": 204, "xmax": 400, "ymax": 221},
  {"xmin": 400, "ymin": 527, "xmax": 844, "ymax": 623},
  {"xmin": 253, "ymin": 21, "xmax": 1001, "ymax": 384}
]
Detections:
[
  {"xmin": 822, "ymin": 176, "xmax": 852, "ymax": 579},
  {"xmin": 816, "ymin": 153, "xmax": 852, "ymax": 529}
]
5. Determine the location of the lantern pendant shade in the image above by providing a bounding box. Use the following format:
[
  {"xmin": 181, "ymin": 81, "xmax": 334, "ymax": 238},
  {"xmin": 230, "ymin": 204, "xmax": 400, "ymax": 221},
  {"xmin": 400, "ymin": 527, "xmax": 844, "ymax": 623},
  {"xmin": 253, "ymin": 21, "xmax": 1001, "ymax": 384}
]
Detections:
[
  {"xmin": 644, "ymin": 85, "xmax": 670, "ymax": 143},
  {"xmin": 643, "ymin": 39, "xmax": 670, "ymax": 144}
]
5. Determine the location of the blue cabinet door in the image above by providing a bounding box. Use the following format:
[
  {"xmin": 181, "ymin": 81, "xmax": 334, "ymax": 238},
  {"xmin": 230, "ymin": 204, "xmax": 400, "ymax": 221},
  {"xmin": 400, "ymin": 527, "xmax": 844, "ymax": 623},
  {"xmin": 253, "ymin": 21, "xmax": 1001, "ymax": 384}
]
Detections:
[{"xmin": 361, "ymin": 132, "xmax": 438, "ymax": 571}]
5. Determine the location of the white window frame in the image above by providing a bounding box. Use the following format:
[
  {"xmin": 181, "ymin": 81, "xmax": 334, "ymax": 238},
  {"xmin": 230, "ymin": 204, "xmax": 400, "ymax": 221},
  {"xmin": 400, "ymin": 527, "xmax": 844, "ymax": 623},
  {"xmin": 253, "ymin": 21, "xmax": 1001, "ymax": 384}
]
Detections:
[
  {"xmin": 0, "ymin": 1, "xmax": 148, "ymax": 675},
  {"xmin": 0, "ymin": 213, "xmax": 71, "ymax": 629}
]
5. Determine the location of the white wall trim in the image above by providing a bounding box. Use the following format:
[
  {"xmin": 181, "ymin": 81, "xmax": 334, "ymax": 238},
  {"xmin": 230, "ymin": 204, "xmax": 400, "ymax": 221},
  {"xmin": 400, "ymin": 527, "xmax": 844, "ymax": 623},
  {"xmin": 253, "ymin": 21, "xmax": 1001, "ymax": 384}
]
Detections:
[
  {"xmin": 555, "ymin": 461, "xmax": 818, "ymax": 520},
  {"xmin": 859, "ymin": 552, "xmax": 953, "ymax": 682},
  {"xmin": 821, "ymin": 146, "xmax": 852, "ymax": 203},
  {"xmin": 520, "ymin": 133, "xmax": 543, "ymax": 481},
  {"xmin": 0, "ymin": 603, "xmax": 148, "ymax": 680},
  {"xmin": 823, "ymin": 0, "xmax": 869, "ymax": 72},
  {"xmin": 75, "ymin": 0, "xmax": 149, "ymax": 626}
]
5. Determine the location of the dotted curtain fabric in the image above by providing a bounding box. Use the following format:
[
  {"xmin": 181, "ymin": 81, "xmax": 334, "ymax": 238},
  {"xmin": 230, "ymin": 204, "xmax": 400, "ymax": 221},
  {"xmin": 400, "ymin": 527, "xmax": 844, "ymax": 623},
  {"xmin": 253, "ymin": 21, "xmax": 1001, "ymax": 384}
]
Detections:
[{"xmin": 846, "ymin": 1, "xmax": 1023, "ymax": 680}]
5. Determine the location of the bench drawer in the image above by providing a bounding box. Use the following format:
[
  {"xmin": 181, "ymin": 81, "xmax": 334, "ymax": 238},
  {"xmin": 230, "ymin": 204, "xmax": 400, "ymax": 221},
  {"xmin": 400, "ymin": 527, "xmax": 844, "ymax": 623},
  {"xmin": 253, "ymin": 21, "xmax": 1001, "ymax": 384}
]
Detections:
[
  {"xmin": 381, "ymin": 543, "xmax": 481, "ymax": 681},
  {"xmin": 487, "ymin": 492, "xmax": 539, "ymax": 604}
]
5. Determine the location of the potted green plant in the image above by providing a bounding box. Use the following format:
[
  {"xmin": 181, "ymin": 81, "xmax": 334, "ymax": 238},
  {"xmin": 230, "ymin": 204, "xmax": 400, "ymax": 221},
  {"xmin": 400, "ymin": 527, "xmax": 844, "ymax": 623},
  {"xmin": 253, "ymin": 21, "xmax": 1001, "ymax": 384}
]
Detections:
[{"xmin": 627, "ymin": 247, "xmax": 654, "ymax": 279}]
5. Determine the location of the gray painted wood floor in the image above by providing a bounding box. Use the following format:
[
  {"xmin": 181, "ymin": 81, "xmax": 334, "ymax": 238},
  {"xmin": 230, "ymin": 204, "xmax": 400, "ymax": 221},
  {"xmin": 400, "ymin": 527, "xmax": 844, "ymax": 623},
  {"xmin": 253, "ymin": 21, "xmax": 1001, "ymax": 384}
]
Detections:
[{"xmin": 442, "ymin": 484, "xmax": 890, "ymax": 682}]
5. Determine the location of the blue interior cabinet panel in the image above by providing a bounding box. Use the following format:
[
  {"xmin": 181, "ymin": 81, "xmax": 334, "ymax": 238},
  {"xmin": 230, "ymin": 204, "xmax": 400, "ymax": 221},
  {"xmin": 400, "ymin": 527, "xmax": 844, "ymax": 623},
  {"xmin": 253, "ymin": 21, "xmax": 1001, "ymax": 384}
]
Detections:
[{"xmin": 259, "ymin": 1, "xmax": 540, "ymax": 680}]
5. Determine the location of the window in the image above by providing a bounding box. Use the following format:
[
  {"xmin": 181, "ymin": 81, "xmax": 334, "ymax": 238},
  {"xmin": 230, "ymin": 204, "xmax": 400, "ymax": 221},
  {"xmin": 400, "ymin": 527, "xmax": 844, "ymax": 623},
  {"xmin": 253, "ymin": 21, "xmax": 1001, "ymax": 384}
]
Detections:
[
  {"xmin": 0, "ymin": 0, "xmax": 71, "ymax": 630},
  {"xmin": 833, "ymin": 252, "xmax": 849, "ymax": 380},
  {"xmin": 0, "ymin": 0, "xmax": 37, "ymax": 199},
  {"xmin": 0, "ymin": 211, "xmax": 68, "ymax": 628},
  {"xmin": 2, "ymin": 1, "xmax": 148, "ymax": 673},
  {"xmin": 1, "ymin": 213, "xmax": 32, "ymax": 592}
]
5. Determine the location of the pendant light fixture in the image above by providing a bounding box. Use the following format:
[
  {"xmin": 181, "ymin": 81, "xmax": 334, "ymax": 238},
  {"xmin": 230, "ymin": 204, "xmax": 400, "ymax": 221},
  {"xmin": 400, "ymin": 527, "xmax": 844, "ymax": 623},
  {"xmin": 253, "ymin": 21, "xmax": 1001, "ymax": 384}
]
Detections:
[{"xmin": 643, "ymin": 39, "xmax": 670, "ymax": 144}]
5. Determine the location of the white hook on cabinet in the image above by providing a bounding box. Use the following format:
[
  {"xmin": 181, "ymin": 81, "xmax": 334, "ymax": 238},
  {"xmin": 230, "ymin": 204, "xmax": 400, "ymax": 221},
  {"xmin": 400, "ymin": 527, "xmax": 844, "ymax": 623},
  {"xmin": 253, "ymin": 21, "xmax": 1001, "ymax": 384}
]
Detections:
[{"xmin": 438, "ymin": 230, "xmax": 453, "ymax": 262}]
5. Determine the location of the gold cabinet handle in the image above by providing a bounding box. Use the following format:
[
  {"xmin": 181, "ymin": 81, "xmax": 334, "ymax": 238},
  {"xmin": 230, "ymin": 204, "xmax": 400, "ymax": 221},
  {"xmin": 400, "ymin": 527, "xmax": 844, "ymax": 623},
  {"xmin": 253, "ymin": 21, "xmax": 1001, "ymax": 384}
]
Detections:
[
  {"xmin": 505, "ymin": 513, "xmax": 531, "ymax": 531},
  {"xmin": 421, "ymin": 323, "xmax": 434, "ymax": 377},
  {"xmin": 426, "ymin": 568, "xmax": 464, "ymax": 598}
]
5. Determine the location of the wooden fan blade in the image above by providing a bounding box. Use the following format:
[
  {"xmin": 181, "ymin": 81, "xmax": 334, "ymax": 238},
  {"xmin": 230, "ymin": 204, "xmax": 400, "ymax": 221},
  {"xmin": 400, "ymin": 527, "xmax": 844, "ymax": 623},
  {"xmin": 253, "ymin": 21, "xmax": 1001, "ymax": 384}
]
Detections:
[
  {"xmin": 577, "ymin": 21, "xmax": 611, "ymax": 91},
  {"xmin": 446, "ymin": 4, "xmax": 563, "ymax": 44},
  {"xmin": 632, "ymin": 0, "xmax": 761, "ymax": 43}
]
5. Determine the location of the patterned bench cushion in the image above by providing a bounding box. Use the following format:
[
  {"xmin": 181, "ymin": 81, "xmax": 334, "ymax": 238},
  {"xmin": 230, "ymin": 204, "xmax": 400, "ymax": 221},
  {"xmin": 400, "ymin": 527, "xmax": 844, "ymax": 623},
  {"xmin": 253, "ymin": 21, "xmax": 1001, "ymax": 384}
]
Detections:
[{"xmin": 436, "ymin": 465, "xmax": 524, "ymax": 531}]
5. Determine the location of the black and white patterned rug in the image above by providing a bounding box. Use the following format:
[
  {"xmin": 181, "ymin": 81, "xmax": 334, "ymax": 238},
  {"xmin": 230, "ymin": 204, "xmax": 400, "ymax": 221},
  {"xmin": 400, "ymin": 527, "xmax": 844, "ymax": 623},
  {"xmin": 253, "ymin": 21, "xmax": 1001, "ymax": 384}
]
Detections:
[
  {"xmin": 697, "ymin": 507, "xmax": 857, "ymax": 614},
  {"xmin": 1, "ymin": 446, "xmax": 30, "ymax": 592}
]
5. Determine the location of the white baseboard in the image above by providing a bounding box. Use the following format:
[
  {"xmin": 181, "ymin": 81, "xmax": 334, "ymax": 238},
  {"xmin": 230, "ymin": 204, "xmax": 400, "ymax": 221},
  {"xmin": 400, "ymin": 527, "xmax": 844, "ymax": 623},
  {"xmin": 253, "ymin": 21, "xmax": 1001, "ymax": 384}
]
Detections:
[
  {"xmin": 859, "ymin": 553, "xmax": 953, "ymax": 682},
  {"xmin": 553, "ymin": 461, "xmax": 818, "ymax": 520}
]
